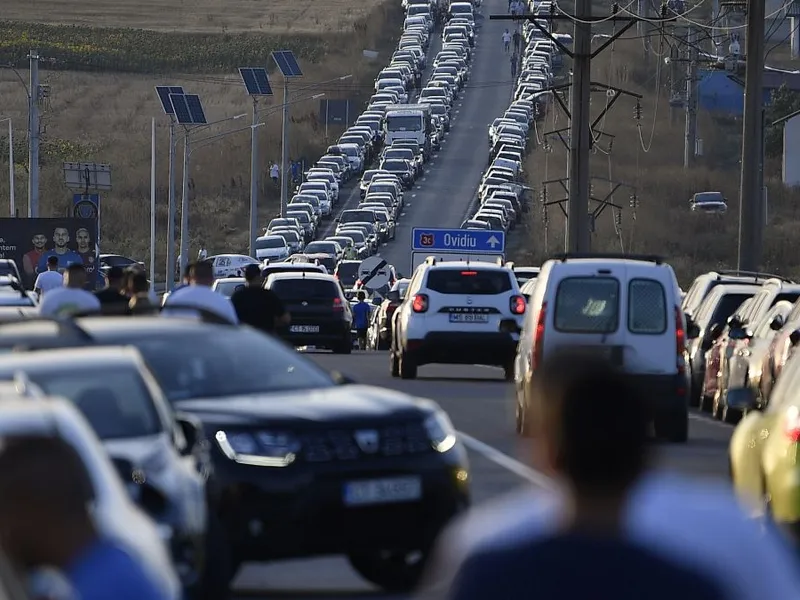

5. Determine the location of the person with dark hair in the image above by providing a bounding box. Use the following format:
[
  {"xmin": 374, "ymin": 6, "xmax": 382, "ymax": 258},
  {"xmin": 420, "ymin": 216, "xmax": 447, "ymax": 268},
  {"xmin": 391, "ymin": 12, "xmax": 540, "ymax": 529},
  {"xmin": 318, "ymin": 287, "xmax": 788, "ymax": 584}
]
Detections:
[
  {"xmin": 34, "ymin": 255, "xmax": 63, "ymax": 297},
  {"xmin": 162, "ymin": 260, "xmax": 238, "ymax": 323},
  {"xmin": 0, "ymin": 435, "xmax": 169, "ymax": 600},
  {"xmin": 38, "ymin": 263, "xmax": 100, "ymax": 317},
  {"xmin": 230, "ymin": 264, "xmax": 289, "ymax": 334},
  {"xmin": 352, "ymin": 290, "xmax": 370, "ymax": 350},
  {"xmin": 94, "ymin": 266, "xmax": 129, "ymax": 307},
  {"xmin": 421, "ymin": 352, "xmax": 800, "ymax": 600},
  {"xmin": 128, "ymin": 273, "xmax": 155, "ymax": 315},
  {"xmin": 36, "ymin": 228, "xmax": 81, "ymax": 273}
]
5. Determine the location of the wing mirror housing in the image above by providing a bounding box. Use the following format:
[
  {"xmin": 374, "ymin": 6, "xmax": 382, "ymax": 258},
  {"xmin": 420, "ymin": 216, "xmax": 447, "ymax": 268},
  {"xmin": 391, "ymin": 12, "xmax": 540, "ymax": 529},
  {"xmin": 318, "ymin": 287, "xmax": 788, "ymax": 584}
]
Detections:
[
  {"xmin": 790, "ymin": 330, "xmax": 800, "ymax": 346},
  {"xmin": 175, "ymin": 413, "xmax": 203, "ymax": 455},
  {"xmin": 770, "ymin": 315, "xmax": 785, "ymax": 331}
]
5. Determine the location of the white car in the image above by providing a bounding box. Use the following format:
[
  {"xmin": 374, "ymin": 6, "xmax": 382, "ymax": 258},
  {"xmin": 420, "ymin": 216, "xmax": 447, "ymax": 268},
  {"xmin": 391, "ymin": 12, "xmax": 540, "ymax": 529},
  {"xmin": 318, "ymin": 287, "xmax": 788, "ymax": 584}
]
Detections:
[
  {"xmin": 254, "ymin": 235, "xmax": 291, "ymax": 262},
  {"xmin": 390, "ymin": 258, "xmax": 526, "ymax": 380},
  {"xmin": 203, "ymin": 254, "xmax": 260, "ymax": 279},
  {"xmin": 513, "ymin": 253, "xmax": 688, "ymax": 442},
  {"xmin": 212, "ymin": 277, "xmax": 246, "ymax": 297},
  {"xmin": 0, "ymin": 384, "xmax": 181, "ymax": 600}
]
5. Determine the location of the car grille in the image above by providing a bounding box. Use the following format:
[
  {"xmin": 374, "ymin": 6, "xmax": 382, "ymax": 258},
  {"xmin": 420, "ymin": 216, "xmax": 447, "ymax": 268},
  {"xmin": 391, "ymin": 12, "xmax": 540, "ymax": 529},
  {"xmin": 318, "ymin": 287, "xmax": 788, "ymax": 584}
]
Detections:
[{"xmin": 300, "ymin": 421, "xmax": 431, "ymax": 462}]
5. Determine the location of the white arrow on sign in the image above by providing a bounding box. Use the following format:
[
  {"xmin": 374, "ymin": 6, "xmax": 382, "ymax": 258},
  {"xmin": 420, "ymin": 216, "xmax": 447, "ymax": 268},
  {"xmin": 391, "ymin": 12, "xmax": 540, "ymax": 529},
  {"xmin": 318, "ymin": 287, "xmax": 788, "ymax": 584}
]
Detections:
[{"xmin": 487, "ymin": 235, "xmax": 501, "ymax": 249}]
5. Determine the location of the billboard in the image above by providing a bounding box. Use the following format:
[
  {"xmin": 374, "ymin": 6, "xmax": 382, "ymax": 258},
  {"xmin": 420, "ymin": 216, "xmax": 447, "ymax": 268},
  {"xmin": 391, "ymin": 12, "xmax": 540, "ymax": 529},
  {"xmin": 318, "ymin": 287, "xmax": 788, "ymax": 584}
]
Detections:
[
  {"xmin": 0, "ymin": 218, "xmax": 100, "ymax": 289},
  {"xmin": 318, "ymin": 99, "xmax": 355, "ymax": 127}
]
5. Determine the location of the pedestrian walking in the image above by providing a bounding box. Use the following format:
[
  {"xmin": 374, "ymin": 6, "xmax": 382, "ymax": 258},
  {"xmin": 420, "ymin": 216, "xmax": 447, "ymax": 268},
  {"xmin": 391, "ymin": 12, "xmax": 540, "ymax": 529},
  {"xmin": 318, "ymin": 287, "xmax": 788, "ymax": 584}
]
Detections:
[
  {"xmin": 94, "ymin": 265, "xmax": 129, "ymax": 307},
  {"xmin": 33, "ymin": 255, "xmax": 63, "ymax": 298},
  {"xmin": 513, "ymin": 29, "xmax": 521, "ymax": 53},
  {"xmin": 231, "ymin": 263, "xmax": 290, "ymax": 334},
  {"xmin": 269, "ymin": 162, "xmax": 279, "ymax": 185},
  {"xmin": 421, "ymin": 351, "xmax": 800, "ymax": 600},
  {"xmin": 352, "ymin": 291, "xmax": 371, "ymax": 350},
  {"xmin": 197, "ymin": 246, "xmax": 208, "ymax": 261},
  {"xmin": 502, "ymin": 29, "xmax": 512, "ymax": 54},
  {"xmin": 510, "ymin": 53, "xmax": 517, "ymax": 80},
  {"xmin": 162, "ymin": 260, "xmax": 239, "ymax": 324},
  {"xmin": 127, "ymin": 272, "xmax": 155, "ymax": 315},
  {"xmin": 38, "ymin": 263, "xmax": 101, "ymax": 317}
]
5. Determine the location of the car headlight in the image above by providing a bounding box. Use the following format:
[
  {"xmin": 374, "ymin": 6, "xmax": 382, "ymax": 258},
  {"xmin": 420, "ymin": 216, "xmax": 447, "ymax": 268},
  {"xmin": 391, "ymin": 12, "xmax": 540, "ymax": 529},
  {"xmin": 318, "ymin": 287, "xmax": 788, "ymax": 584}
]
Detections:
[
  {"xmin": 215, "ymin": 430, "xmax": 300, "ymax": 467},
  {"xmin": 424, "ymin": 412, "xmax": 457, "ymax": 453}
]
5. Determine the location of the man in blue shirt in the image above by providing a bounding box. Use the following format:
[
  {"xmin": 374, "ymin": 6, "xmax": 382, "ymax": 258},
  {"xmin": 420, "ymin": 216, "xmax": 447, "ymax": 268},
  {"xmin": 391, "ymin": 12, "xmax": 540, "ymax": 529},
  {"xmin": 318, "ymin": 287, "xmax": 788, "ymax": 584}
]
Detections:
[
  {"xmin": 352, "ymin": 291, "xmax": 371, "ymax": 350},
  {"xmin": 0, "ymin": 435, "xmax": 170, "ymax": 600},
  {"xmin": 37, "ymin": 227, "xmax": 83, "ymax": 273}
]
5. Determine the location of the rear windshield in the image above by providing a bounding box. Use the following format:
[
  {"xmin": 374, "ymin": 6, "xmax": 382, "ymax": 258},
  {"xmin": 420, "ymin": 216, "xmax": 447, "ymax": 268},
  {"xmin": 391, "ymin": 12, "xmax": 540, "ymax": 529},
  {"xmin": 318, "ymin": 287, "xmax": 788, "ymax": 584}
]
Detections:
[
  {"xmin": 709, "ymin": 293, "xmax": 752, "ymax": 325},
  {"xmin": 628, "ymin": 279, "xmax": 667, "ymax": 334},
  {"xmin": 270, "ymin": 279, "xmax": 337, "ymax": 299},
  {"xmin": 554, "ymin": 277, "xmax": 619, "ymax": 333},
  {"xmin": 773, "ymin": 292, "xmax": 800, "ymax": 306},
  {"xmin": 341, "ymin": 211, "xmax": 376, "ymax": 224},
  {"xmin": 336, "ymin": 263, "xmax": 360, "ymax": 285},
  {"xmin": 256, "ymin": 238, "xmax": 284, "ymax": 249},
  {"xmin": 426, "ymin": 269, "xmax": 513, "ymax": 295}
]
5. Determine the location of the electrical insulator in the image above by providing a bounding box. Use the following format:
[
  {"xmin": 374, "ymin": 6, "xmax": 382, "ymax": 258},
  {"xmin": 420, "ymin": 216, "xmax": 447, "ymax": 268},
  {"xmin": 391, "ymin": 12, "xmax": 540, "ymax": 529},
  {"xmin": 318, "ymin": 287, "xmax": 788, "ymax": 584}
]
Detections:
[
  {"xmin": 541, "ymin": 188, "xmax": 549, "ymax": 202},
  {"xmin": 543, "ymin": 139, "xmax": 551, "ymax": 152},
  {"xmin": 634, "ymin": 101, "xmax": 642, "ymax": 121},
  {"xmin": 608, "ymin": 138, "xmax": 614, "ymax": 152},
  {"xmin": 542, "ymin": 206, "xmax": 549, "ymax": 225},
  {"xmin": 615, "ymin": 212, "xmax": 622, "ymax": 227},
  {"xmin": 629, "ymin": 193, "xmax": 639, "ymax": 209},
  {"xmin": 660, "ymin": 2, "xmax": 668, "ymax": 16},
  {"xmin": 549, "ymin": 2, "xmax": 556, "ymax": 15},
  {"xmin": 612, "ymin": 2, "xmax": 619, "ymax": 14}
]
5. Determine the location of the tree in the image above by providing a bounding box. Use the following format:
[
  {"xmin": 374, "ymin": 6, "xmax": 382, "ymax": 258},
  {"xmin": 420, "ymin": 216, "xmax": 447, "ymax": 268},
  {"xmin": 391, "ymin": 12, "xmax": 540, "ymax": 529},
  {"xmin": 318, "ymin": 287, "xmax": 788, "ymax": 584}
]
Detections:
[{"xmin": 765, "ymin": 83, "xmax": 800, "ymax": 158}]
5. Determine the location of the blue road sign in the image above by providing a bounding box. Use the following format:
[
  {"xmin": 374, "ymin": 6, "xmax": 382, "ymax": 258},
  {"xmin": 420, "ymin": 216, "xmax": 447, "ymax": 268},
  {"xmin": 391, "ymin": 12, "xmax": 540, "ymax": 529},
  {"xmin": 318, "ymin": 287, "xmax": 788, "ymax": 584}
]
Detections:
[{"xmin": 412, "ymin": 228, "xmax": 505, "ymax": 253}]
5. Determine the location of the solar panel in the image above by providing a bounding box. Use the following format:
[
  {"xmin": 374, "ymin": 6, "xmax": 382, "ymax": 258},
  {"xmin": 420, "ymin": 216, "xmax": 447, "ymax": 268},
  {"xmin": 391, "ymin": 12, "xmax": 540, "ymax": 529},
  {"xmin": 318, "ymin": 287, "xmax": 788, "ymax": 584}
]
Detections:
[
  {"xmin": 169, "ymin": 93, "xmax": 193, "ymax": 124},
  {"xmin": 155, "ymin": 85, "xmax": 184, "ymax": 115},
  {"xmin": 185, "ymin": 94, "xmax": 207, "ymax": 124},
  {"xmin": 239, "ymin": 67, "xmax": 273, "ymax": 95},
  {"xmin": 272, "ymin": 50, "xmax": 302, "ymax": 78}
]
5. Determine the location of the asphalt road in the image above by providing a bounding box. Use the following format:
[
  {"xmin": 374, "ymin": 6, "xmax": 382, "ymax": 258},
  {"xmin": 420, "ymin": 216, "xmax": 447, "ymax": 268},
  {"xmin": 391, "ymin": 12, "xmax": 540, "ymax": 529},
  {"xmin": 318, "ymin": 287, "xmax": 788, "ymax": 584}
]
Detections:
[{"xmin": 228, "ymin": 0, "xmax": 733, "ymax": 597}]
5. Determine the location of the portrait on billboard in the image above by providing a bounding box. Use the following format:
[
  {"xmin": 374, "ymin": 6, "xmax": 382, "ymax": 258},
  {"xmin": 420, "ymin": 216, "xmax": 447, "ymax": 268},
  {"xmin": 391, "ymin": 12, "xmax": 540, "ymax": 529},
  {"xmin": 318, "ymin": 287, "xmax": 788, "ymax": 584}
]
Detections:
[{"xmin": 0, "ymin": 218, "xmax": 100, "ymax": 289}]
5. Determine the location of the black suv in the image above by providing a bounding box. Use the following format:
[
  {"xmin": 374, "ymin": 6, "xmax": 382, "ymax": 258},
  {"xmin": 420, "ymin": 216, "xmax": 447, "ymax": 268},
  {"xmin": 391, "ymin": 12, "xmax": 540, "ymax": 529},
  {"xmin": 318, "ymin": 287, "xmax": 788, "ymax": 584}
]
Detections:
[
  {"xmin": 265, "ymin": 272, "xmax": 353, "ymax": 353},
  {"xmin": 0, "ymin": 314, "xmax": 471, "ymax": 592}
]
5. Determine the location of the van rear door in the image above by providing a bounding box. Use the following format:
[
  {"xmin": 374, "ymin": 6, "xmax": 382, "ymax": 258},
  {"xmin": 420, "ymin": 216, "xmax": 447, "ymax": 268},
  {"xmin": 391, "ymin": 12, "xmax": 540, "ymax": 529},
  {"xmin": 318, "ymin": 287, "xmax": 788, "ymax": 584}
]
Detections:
[{"xmin": 622, "ymin": 265, "xmax": 674, "ymax": 375}]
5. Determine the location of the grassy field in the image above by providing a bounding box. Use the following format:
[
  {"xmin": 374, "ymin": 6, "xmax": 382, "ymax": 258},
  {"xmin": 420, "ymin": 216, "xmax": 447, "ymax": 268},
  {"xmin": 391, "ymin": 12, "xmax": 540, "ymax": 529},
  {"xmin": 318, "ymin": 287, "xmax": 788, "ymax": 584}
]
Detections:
[
  {"xmin": 3, "ymin": 0, "xmax": 384, "ymax": 33},
  {"xmin": 0, "ymin": 0, "xmax": 402, "ymax": 273},
  {"xmin": 512, "ymin": 28, "xmax": 800, "ymax": 285}
]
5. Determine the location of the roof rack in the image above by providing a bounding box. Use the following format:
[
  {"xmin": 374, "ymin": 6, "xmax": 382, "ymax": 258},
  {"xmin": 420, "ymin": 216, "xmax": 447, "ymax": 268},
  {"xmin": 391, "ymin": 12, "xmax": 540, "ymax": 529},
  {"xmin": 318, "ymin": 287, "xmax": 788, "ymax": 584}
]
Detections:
[
  {"xmin": 551, "ymin": 252, "xmax": 664, "ymax": 265},
  {"xmin": 424, "ymin": 256, "xmax": 438, "ymax": 266},
  {"xmin": 714, "ymin": 270, "xmax": 793, "ymax": 283},
  {"xmin": 0, "ymin": 316, "xmax": 94, "ymax": 340}
]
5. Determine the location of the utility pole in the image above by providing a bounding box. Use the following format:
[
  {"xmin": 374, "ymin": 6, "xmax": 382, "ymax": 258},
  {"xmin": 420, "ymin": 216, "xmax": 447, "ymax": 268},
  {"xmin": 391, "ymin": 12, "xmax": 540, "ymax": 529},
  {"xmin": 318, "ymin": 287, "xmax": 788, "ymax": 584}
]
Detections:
[
  {"xmin": 179, "ymin": 133, "xmax": 190, "ymax": 280},
  {"xmin": 249, "ymin": 98, "xmax": 259, "ymax": 256},
  {"xmin": 28, "ymin": 50, "xmax": 40, "ymax": 218},
  {"xmin": 280, "ymin": 82, "xmax": 289, "ymax": 218},
  {"xmin": 684, "ymin": 26, "xmax": 699, "ymax": 168},
  {"xmin": 737, "ymin": 0, "xmax": 766, "ymax": 271},
  {"xmin": 568, "ymin": 0, "xmax": 592, "ymax": 252},
  {"xmin": 166, "ymin": 120, "xmax": 177, "ymax": 287}
]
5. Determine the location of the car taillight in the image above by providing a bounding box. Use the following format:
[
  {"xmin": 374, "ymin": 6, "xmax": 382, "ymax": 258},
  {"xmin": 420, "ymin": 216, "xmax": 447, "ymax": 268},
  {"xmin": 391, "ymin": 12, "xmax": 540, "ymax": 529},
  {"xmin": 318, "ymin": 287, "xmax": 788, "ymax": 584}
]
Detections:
[
  {"xmin": 510, "ymin": 295, "xmax": 526, "ymax": 315},
  {"xmin": 333, "ymin": 297, "xmax": 344, "ymax": 312},
  {"xmin": 785, "ymin": 407, "xmax": 800, "ymax": 442},
  {"xmin": 412, "ymin": 293, "xmax": 428, "ymax": 313},
  {"xmin": 532, "ymin": 302, "xmax": 546, "ymax": 370},
  {"xmin": 675, "ymin": 305, "xmax": 686, "ymax": 370}
]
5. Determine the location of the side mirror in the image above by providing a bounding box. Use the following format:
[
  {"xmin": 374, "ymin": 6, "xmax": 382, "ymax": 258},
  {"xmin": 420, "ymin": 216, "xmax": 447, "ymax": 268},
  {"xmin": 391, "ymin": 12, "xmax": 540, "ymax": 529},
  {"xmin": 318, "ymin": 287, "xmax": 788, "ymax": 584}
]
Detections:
[
  {"xmin": 790, "ymin": 330, "xmax": 800, "ymax": 346},
  {"xmin": 175, "ymin": 413, "xmax": 203, "ymax": 455},
  {"xmin": 333, "ymin": 217, "xmax": 340, "ymax": 222},
  {"xmin": 372, "ymin": 297, "xmax": 382, "ymax": 306},
  {"xmin": 385, "ymin": 290, "xmax": 401, "ymax": 303},
  {"xmin": 727, "ymin": 315, "xmax": 743, "ymax": 329},
  {"xmin": 707, "ymin": 322, "xmax": 723, "ymax": 341},
  {"xmin": 726, "ymin": 386, "xmax": 759, "ymax": 412},
  {"xmin": 687, "ymin": 323, "xmax": 701, "ymax": 339},
  {"xmin": 770, "ymin": 315, "xmax": 785, "ymax": 331},
  {"xmin": 330, "ymin": 370, "xmax": 357, "ymax": 385}
]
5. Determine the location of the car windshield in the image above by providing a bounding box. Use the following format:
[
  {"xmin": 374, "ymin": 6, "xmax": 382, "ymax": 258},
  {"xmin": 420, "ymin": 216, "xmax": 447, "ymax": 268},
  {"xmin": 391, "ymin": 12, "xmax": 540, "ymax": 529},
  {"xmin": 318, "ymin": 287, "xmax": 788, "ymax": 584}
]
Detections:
[
  {"xmin": 554, "ymin": 277, "xmax": 620, "ymax": 333},
  {"xmin": 342, "ymin": 231, "xmax": 366, "ymax": 243},
  {"xmin": 0, "ymin": 366, "xmax": 164, "ymax": 439},
  {"xmin": 275, "ymin": 231, "xmax": 299, "ymax": 243},
  {"xmin": 305, "ymin": 242, "xmax": 337, "ymax": 254},
  {"xmin": 392, "ymin": 280, "xmax": 410, "ymax": 298},
  {"xmin": 256, "ymin": 238, "xmax": 285, "ymax": 249},
  {"xmin": 106, "ymin": 329, "xmax": 335, "ymax": 401},
  {"xmin": 382, "ymin": 160, "xmax": 408, "ymax": 171},
  {"xmin": 373, "ymin": 212, "xmax": 389, "ymax": 223},
  {"xmin": 287, "ymin": 212, "xmax": 310, "ymax": 224}
]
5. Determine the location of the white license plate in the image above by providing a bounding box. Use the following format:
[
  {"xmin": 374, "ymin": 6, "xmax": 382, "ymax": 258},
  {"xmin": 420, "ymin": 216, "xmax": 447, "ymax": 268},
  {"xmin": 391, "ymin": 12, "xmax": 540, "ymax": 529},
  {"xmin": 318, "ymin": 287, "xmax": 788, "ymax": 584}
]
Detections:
[
  {"xmin": 343, "ymin": 476, "xmax": 422, "ymax": 507},
  {"xmin": 290, "ymin": 325, "xmax": 320, "ymax": 333},
  {"xmin": 449, "ymin": 313, "xmax": 489, "ymax": 324}
]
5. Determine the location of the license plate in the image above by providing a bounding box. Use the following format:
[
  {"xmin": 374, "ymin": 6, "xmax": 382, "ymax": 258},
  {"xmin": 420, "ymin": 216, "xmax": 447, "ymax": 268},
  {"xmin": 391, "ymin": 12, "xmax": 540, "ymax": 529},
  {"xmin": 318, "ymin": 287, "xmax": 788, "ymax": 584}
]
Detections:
[
  {"xmin": 449, "ymin": 313, "xmax": 489, "ymax": 324},
  {"xmin": 290, "ymin": 325, "xmax": 320, "ymax": 333},
  {"xmin": 343, "ymin": 476, "xmax": 422, "ymax": 507}
]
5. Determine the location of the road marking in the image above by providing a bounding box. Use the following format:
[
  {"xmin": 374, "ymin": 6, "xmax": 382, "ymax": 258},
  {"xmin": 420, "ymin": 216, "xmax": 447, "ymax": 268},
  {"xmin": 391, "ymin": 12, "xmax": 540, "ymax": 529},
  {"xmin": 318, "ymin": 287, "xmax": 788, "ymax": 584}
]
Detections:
[
  {"xmin": 400, "ymin": 212, "xmax": 406, "ymax": 216},
  {"xmin": 412, "ymin": 193, "xmax": 417, "ymax": 197},
  {"xmin": 457, "ymin": 431, "xmax": 555, "ymax": 491}
]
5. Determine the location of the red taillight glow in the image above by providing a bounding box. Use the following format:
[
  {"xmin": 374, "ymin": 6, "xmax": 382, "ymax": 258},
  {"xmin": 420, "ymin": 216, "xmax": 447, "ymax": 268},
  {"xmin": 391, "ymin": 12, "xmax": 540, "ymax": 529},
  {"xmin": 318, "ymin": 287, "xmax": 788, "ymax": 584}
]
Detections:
[
  {"xmin": 412, "ymin": 293, "xmax": 429, "ymax": 313},
  {"xmin": 461, "ymin": 271, "xmax": 478, "ymax": 276},
  {"xmin": 333, "ymin": 297, "xmax": 344, "ymax": 311},
  {"xmin": 532, "ymin": 302, "xmax": 547, "ymax": 370},
  {"xmin": 510, "ymin": 295, "xmax": 526, "ymax": 315},
  {"xmin": 675, "ymin": 306, "xmax": 686, "ymax": 374},
  {"xmin": 786, "ymin": 407, "xmax": 800, "ymax": 442}
]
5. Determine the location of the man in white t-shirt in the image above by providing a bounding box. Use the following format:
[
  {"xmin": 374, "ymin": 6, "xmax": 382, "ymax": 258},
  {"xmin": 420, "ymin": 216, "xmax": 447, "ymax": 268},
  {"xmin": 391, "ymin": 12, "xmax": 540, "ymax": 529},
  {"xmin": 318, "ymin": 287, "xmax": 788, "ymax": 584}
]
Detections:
[
  {"xmin": 162, "ymin": 260, "xmax": 238, "ymax": 324},
  {"xmin": 38, "ymin": 264, "xmax": 101, "ymax": 318},
  {"xmin": 34, "ymin": 256, "xmax": 64, "ymax": 297}
]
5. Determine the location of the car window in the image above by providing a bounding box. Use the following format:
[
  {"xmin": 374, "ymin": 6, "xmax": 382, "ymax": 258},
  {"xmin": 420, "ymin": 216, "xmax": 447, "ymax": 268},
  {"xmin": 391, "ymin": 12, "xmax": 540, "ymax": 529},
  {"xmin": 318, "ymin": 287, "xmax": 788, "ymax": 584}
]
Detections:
[
  {"xmin": 773, "ymin": 292, "xmax": 800, "ymax": 306},
  {"xmin": 708, "ymin": 293, "xmax": 753, "ymax": 327},
  {"xmin": 336, "ymin": 262, "xmax": 360, "ymax": 283},
  {"xmin": 554, "ymin": 277, "xmax": 619, "ymax": 333},
  {"xmin": 425, "ymin": 269, "xmax": 513, "ymax": 295},
  {"xmin": 256, "ymin": 238, "xmax": 285, "ymax": 249},
  {"xmin": 628, "ymin": 279, "xmax": 667, "ymax": 334},
  {"xmin": 113, "ymin": 329, "xmax": 335, "ymax": 401},
  {"xmin": 15, "ymin": 367, "xmax": 163, "ymax": 439},
  {"xmin": 305, "ymin": 242, "xmax": 336, "ymax": 254},
  {"xmin": 270, "ymin": 279, "xmax": 338, "ymax": 299},
  {"xmin": 214, "ymin": 281, "xmax": 245, "ymax": 297}
]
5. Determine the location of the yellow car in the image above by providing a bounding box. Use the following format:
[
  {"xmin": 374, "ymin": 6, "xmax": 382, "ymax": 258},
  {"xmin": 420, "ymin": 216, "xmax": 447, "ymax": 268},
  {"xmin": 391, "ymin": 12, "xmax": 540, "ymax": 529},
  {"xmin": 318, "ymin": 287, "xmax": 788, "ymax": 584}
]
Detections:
[{"xmin": 729, "ymin": 349, "xmax": 800, "ymax": 534}]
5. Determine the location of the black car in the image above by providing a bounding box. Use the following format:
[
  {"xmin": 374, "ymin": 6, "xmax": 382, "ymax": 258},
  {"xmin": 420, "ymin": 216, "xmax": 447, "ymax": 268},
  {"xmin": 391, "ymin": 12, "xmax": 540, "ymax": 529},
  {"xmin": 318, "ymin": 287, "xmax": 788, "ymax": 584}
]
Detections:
[
  {"xmin": 265, "ymin": 272, "xmax": 353, "ymax": 353},
  {"xmin": 334, "ymin": 260, "xmax": 362, "ymax": 288},
  {"xmin": 380, "ymin": 159, "xmax": 415, "ymax": 190},
  {"xmin": 0, "ymin": 314, "xmax": 471, "ymax": 592}
]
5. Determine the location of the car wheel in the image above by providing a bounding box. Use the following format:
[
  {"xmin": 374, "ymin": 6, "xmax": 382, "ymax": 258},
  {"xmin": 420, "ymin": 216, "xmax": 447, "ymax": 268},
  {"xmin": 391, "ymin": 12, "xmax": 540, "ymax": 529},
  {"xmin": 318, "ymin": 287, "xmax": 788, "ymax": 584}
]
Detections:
[
  {"xmin": 654, "ymin": 410, "xmax": 688, "ymax": 443},
  {"xmin": 348, "ymin": 549, "xmax": 428, "ymax": 593},
  {"xmin": 333, "ymin": 339, "xmax": 352, "ymax": 354},
  {"xmin": 188, "ymin": 513, "xmax": 234, "ymax": 600},
  {"xmin": 399, "ymin": 350, "xmax": 418, "ymax": 379},
  {"xmin": 503, "ymin": 362, "xmax": 514, "ymax": 382},
  {"xmin": 390, "ymin": 348, "xmax": 400, "ymax": 377}
]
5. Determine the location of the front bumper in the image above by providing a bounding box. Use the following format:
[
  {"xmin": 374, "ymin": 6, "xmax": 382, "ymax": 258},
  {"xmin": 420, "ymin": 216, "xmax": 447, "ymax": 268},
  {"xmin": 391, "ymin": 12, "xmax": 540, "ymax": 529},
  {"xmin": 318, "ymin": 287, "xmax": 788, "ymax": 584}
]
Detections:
[
  {"xmin": 405, "ymin": 332, "xmax": 518, "ymax": 367},
  {"xmin": 215, "ymin": 451, "xmax": 470, "ymax": 560}
]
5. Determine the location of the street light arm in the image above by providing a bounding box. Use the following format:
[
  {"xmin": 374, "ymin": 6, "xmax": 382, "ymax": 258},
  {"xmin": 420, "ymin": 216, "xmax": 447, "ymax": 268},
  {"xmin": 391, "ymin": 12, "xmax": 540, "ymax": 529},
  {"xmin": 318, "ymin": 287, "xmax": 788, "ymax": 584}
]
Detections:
[
  {"xmin": 189, "ymin": 122, "xmax": 264, "ymax": 154},
  {"xmin": 291, "ymin": 74, "xmax": 352, "ymax": 96},
  {"xmin": 255, "ymin": 92, "xmax": 325, "ymax": 119},
  {"xmin": 188, "ymin": 112, "xmax": 247, "ymax": 136}
]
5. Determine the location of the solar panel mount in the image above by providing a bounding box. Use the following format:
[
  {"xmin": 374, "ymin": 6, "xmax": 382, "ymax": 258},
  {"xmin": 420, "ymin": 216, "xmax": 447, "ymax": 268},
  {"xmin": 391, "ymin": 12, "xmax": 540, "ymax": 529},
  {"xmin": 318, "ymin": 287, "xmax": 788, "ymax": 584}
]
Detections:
[
  {"xmin": 155, "ymin": 85, "xmax": 185, "ymax": 115},
  {"xmin": 239, "ymin": 67, "xmax": 273, "ymax": 96},
  {"xmin": 271, "ymin": 50, "xmax": 302, "ymax": 78}
]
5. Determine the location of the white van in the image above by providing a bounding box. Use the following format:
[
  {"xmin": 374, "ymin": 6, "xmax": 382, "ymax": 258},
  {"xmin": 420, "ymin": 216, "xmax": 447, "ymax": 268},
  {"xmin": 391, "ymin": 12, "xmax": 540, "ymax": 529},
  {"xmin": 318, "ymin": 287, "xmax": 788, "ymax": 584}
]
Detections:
[{"xmin": 513, "ymin": 254, "xmax": 689, "ymax": 442}]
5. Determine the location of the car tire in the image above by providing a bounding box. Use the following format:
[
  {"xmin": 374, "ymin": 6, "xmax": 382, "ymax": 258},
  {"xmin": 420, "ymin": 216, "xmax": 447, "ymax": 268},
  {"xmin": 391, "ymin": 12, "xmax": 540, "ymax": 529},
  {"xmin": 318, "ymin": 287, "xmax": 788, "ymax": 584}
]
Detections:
[
  {"xmin": 333, "ymin": 338, "xmax": 352, "ymax": 354},
  {"xmin": 390, "ymin": 348, "xmax": 400, "ymax": 377},
  {"xmin": 654, "ymin": 410, "xmax": 688, "ymax": 443},
  {"xmin": 189, "ymin": 513, "xmax": 234, "ymax": 600},
  {"xmin": 503, "ymin": 362, "xmax": 514, "ymax": 381},
  {"xmin": 399, "ymin": 350, "xmax": 418, "ymax": 379},
  {"xmin": 348, "ymin": 550, "xmax": 428, "ymax": 593}
]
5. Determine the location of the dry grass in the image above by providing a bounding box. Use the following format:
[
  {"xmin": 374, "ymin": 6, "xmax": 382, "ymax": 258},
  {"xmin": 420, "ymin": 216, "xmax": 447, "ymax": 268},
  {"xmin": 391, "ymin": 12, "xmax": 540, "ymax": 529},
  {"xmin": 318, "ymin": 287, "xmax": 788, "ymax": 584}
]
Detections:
[
  {"xmin": 512, "ymin": 35, "xmax": 800, "ymax": 286},
  {"xmin": 3, "ymin": 0, "xmax": 382, "ymax": 34},
  {"xmin": 0, "ymin": 0, "xmax": 403, "ymax": 275}
]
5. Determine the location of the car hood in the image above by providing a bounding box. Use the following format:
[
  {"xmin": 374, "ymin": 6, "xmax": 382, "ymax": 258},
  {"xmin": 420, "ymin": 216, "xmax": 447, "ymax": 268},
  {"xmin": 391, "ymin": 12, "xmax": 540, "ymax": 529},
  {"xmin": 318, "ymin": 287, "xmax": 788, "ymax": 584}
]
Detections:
[{"xmin": 173, "ymin": 384, "xmax": 437, "ymax": 427}]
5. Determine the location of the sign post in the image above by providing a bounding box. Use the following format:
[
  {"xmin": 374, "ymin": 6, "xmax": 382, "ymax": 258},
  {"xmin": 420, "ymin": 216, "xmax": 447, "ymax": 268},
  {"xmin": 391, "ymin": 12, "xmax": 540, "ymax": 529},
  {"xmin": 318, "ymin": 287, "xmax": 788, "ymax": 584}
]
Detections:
[
  {"xmin": 410, "ymin": 227, "xmax": 506, "ymax": 271},
  {"xmin": 63, "ymin": 162, "xmax": 111, "ymax": 249}
]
